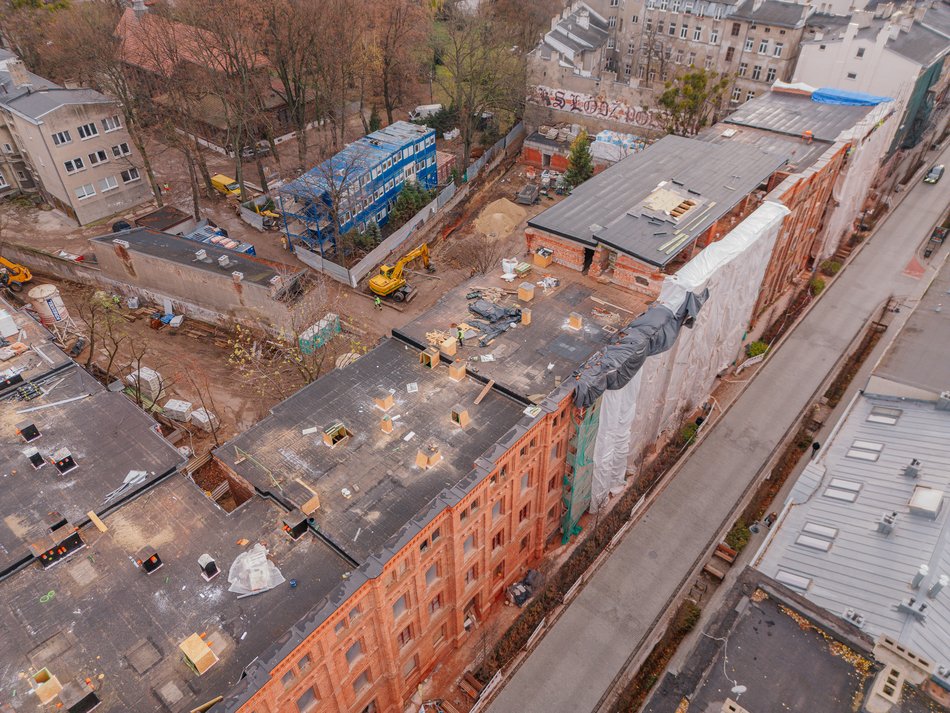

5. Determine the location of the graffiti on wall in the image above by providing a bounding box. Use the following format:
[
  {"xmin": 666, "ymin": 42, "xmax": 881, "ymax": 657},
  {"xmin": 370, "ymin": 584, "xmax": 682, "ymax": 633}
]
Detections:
[{"xmin": 530, "ymin": 85, "xmax": 667, "ymax": 131}]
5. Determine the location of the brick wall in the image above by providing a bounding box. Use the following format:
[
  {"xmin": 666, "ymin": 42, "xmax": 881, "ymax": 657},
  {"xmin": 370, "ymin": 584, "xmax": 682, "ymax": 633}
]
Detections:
[
  {"xmin": 236, "ymin": 395, "xmax": 576, "ymax": 713},
  {"xmin": 526, "ymin": 228, "xmax": 588, "ymax": 271}
]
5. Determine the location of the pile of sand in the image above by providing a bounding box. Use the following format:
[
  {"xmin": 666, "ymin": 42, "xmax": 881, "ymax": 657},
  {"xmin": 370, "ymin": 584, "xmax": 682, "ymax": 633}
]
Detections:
[{"xmin": 474, "ymin": 198, "xmax": 527, "ymax": 239}]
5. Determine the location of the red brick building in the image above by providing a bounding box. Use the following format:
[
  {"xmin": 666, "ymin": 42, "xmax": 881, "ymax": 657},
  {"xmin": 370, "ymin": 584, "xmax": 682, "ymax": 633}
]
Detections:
[
  {"xmin": 525, "ymin": 134, "xmax": 787, "ymax": 297},
  {"xmin": 211, "ymin": 271, "xmax": 648, "ymax": 713}
]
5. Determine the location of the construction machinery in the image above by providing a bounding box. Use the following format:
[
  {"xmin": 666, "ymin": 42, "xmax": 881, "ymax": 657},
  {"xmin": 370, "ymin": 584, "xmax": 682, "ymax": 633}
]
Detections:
[
  {"xmin": 369, "ymin": 243, "xmax": 434, "ymax": 302},
  {"xmin": 0, "ymin": 256, "xmax": 31, "ymax": 292}
]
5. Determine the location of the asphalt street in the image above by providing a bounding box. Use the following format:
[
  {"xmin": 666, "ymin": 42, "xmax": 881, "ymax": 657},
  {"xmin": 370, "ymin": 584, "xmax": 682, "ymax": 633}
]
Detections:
[{"xmin": 487, "ymin": 151, "xmax": 950, "ymax": 713}]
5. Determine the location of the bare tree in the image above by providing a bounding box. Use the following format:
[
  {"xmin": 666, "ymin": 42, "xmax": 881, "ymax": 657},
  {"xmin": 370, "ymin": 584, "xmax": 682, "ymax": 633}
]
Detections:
[
  {"xmin": 367, "ymin": 0, "xmax": 432, "ymax": 125},
  {"xmin": 436, "ymin": 6, "xmax": 523, "ymax": 168},
  {"xmin": 444, "ymin": 232, "xmax": 505, "ymax": 276}
]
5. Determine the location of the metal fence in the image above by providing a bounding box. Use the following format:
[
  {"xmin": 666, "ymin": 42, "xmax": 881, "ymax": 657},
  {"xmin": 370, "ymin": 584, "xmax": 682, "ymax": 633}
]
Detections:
[{"xmin": 301, "ymin": 121, "xmax": 525, "ymax": 287}]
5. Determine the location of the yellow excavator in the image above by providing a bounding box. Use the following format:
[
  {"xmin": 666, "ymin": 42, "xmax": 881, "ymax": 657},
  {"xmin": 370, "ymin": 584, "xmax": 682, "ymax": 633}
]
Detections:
[
  {"xmin": 0, "ymin": 256, "xmax": 31, "ymax": 292},
  {"xmin": 368, "ymin": 243, "xmax": 435, "ymax": 302}
]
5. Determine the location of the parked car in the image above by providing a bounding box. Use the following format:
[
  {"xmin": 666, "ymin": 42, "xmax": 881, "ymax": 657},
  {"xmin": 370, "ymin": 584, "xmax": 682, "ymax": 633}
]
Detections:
[
  {"xmin": 408, "ymin": 103, "xmax": 443, "ymax": 121},
  {"xmin": 924, "ymin": 165, "xmax": 945, "ymax": 184},
  {"xmin": 211, "ymin": 174, "xmax": 242, "ymax": 197}
]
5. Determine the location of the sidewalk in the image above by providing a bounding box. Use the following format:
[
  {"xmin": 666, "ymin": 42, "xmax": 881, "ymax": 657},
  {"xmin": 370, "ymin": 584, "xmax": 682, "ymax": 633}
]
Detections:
[{"xmin": 486, "ymin": 147, "xmax": 950, "ymax": 713}]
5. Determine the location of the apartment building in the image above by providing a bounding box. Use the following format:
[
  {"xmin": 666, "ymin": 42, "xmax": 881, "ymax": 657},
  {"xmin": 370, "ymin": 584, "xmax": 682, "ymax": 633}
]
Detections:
[
  {"xmin": 527, "ymin": 0, "xmax": 812, "ymax": 133},
  {"xmin": 0, "ymin": 50, "xmax": 151, "ymax": 225}
]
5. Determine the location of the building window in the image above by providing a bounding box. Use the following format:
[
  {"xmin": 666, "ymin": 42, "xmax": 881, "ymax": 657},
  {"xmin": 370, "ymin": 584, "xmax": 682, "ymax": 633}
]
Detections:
[
  {"xmin": 396, "ymin": 624, "xmax": 413, "ymax": 648},
  {"xmin": 77, "ymin": 122, "xmax": 99, "ymax": 140},
  {"xmin": 631, "ymin": 14, "xmax": 638, "ymax": 23},
  {"xmin": 659, "ymin": 0, "xmax": 668, "ymax": 8},
  {"xmin": 403, "ymin": 655, "xmax": 418, "ymax": 679},
  {"xmin": 492, "ymin": 530, "xmax": 504, "ymax": 549},
  {"xmin": 520, "ymin": 472, "xmax": 530, "ymax": 491},
  {"xmin": 464, "ymin": 534, "xmax": 475, "ymax": 555},
  {"xmin": 610, "ymin": 0, "xmax": 619, "ymax": 5},
  {"xmin": 547, "ymin": 505, "xmax": 558, "ymax": 522},
  {"xmin": 64, "ymin": 157, "xmax": 85, "ymax": 173},
  {"xmin": 295, "ymin": 688, "xmax": 319, "ymax": 713},
  {"xmin": 16, "ymin": 170, "xmax": 27, "ymax": 182},
  {"xmin": 693, "ymin": 25, "xmax": 702, "ymax": 40},
  {"xmin": 120, "ymin": 167, "xmax": 140, "ymax": 183},
  {"xmin": 746, "ymin": 90, "xmax": 755, "ymax": 101},
  {"xmin": 751, "ymin": 65, "xmax": 761, "ymax": 80},
  {"xmin": 492, "ymin": 499, "xmax": 503, "ymax": 521},
  {"xmin": 637, "ymin": 64, "xmax": 645, "ymax": 79},
  {"xmin": 431, "ymin": 527, "xmax": 441, "ymax": 543},
  {"xmin": 725, "ymin": 46, "xmax": 734, "ymax": 61},
  {"xmin": 345, "ymin": 641, "xmax": 363, "ymax": 667},
  {"xmin": 335, "ymin": 619, "xmax": 347, "ymax": 635},
  {"xmin": 669, "ymin": 22, "xmax": 677, "ymax": 35},
  {"xmin": 99, "ymin": 176, "xmax": 118, "ymax": 192},
  {"xmin": 773, "ymin": 42, "xmax": 783, "ymax": 57},
  {"xmin": 465, "ymin": 564, "xmax": 478, "ymax": 585},
  {"xmin": 731, "ymin": 22, "xmax": 740, "ymax": 36},
  {"xmin": 856, "ymin": 47, "xmax": 865, "ymax": 58},
  {"xmin": 674, "ymin": 49, "xmax": 683, "ymax": 63},
  {"xmin": 101, "ymin": 115, "xmax": 121, "ymax": 132},
  {"xmin": 520, "ymin": 535, "xmax": 530, "ymax": 551},
  {"xmin": 744, "ymin": 37, "xmax": 754, "ymax": 51},
  {"xmin": 766, "ymin": 67, "xmax": 776, "ymax": 82},
  {"xmin": 519, "ymin": 504, "xmax": 530, "ymax": 523},
  {"xmin": 867, "ymin": 405, "xmax": 902, "ymax": 425},
  {"xmin": 608, "ymin": 16, "xmax": 617, "ymax": 27},
  {"xmin": 111, "ymin": 142, "xmax": 131, "ymax": 158},
  {"xmin": 88, "ymin": 149, "xmax": 108, "ymax": 165},
  {"xmin": 298, "ymin": 654, "xmax": 312, "ymax": 672},
  {"xmin": 392, "ymin": 594, "xmax": 408, "ymax": 619},
  {"xmin": 704, "ymin": 55, "xmax": 713, "ymax": 69},
  {"xmin": 680, "ymin": 24, "xmax": 688, "ymax": 38},
  {"xmin": 607, "ymin": 36, "xmax": 615, "ymax": 49},
  {"xmin": 1, "ymin": 143, "xmax": 11, "ymax": 154},
  {"xmin": 732, "ymin": 86, "xmax": 742, "ymax": 101},
  {"xmin": 627, "ymin": 40, "xmax": 635, "ymax": 54},
  {"xmin": 425, "ymin": 563, "xmax": 438, "ymax": 586},
  {"xmin": 429, "ymin": 593, "xmax": 442, "ymax": 614},
  {"xmin": 846, "ymin": 72, "xmax": 857, "ymax": 80},
  {"xmin": 353, "ymin": 670, "xmax": 370, "ymax": 694},
  {"xmin": 672, "ymin": 0, "xmax": 681, "ymax": 10},
  {"xmin": 714, "ymin": 5, "xmax": 723, "ymax": 18},
  {"xmin": 361, "ymin": 702, "xmax": 378, "ymax": 713},
  {"xmin": 350, "ymin": 604, "xmax": 362, "ymax": 621},
  {"xmin": 657, "ymin": 20, "xmax": 665, "ymax": 34},
  {"xmin": 282, "ymin": 670, "xmax": 297, "ymax": 689},
  {"xmin": 52, "ymin": 130, "xmax": 71, "ymax": 146},
  {"xmin": 434, "ymin": 624, "xmax": 446, "ymax": 645},
  {"xmin": 687, "ymin": 51, "xmax": 696, "ymax": 65},
  {"xmin": 758, "ymin": 39, "xmax": 768, "ymax": 53},
  {"xmin": 738, "ymin": 61, "xmax": 747, "ymax": 76},
  {"xmin": 0, "ymin": 172, "xmax": 7, "ymax": 189},
  {"xmin": 624, "ymin": 63, "xmax": 632, "ymax": 77},
  {"xmin": 645, "ymin": 18, "xmax": 652, "ymax": 31},
  {"xmin": 74, "ymin": 183, "xmax": 96, "ymax": 200}
]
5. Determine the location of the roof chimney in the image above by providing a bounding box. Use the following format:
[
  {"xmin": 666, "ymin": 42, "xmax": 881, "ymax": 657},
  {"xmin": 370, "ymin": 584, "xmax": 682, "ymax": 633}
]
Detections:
[
  {"xmin": 877, "ymin": 511, "xmax": 898, "ymax": 535},
  {"xmin": 374, "ymin": 392, "xmax": 395, "ymax": 412},
  {"xmin": 937, "ymin": 391, "xmax": 950, "ymax": 411},
  {"xmin": 903, "ymin": 459, "xmax": 921, "ymax": 478},
  {"xmin": 576, "ymin": 7, "xmax": 590, "ymax": 30},
  {"xmin": 415, "ymin": 444, "xmax": 442, "ymax": 469},
  {"xmin": 912, "ymin": 564, "xmax": 929, "ymax": 589},
  {"xmin": 449, "ymin": 359, "xmax": 466, "ymax": 382},
  {"xmin": 451, "ymin": 406, "xmax": 471, "ymax": 428}
]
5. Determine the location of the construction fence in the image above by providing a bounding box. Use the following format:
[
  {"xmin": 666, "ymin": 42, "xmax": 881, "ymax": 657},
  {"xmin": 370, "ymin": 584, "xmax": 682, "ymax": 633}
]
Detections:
[{"xmin": 295, "ymin": 122, "xmax": 525, "ymax": 288}]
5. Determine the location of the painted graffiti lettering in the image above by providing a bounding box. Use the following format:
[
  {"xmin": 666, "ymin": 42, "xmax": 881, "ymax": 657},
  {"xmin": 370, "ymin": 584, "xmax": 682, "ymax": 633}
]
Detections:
[{"xmin": 530, "ymin": 85, "xmax": 667, "ymax": 131}]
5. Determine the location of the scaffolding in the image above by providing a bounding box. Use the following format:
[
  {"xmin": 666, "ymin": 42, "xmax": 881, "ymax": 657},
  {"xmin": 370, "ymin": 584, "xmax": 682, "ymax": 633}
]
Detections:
[{"xmin": 561, "ymin": 400, "xmax": 600, "ymax": 543}]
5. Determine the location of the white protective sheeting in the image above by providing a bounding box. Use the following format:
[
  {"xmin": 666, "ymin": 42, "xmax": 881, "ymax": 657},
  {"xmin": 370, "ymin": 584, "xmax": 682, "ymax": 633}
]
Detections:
[
  {"xmin": 815, "ymin": 101, "xmax": 898, "ymax": 260},
  {"xmin": 228, "ymin": 543, "xmax": 286, "ymax": 596},
  {"xmin": 590, "ymin": 202, "xmax": 790, "ymax": 509}
]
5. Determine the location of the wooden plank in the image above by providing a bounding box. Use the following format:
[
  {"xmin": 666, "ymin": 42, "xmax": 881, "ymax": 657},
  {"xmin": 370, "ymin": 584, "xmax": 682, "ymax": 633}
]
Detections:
[
  {"xmin": 473, "ymin": 379, "xmax": 495, "ymax": 405},
  {"xmin": 87, "ymin": 511, "xmax": 108, "ymax": 532},
  {"xmin": 591, "ymin": 296, "xmax": 636, "ymax": 314}
]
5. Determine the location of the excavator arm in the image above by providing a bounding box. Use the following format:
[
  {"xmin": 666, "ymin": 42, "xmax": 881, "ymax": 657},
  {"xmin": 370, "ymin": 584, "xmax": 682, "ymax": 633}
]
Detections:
[
  {"xmin": 0, "ymin": 256, "xmax": 31, "ymax": 292},
  {"xmin": 369, "ymin": 244, "xmax": 433, "ymax": 299}
]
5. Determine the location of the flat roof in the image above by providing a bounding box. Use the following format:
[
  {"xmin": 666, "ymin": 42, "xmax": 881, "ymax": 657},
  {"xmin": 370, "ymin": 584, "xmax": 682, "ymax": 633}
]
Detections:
[
  {"xmin": 756, "ymin": 394, "xmax": 950, "ymax": 674},
  {"xmin": 134, "ymin": 205, "xmax": 193, "ymax": 232},
  {"xmin": 731, "ymin": 0, "xmax": 812, "ymax": 27},
  {"xmin": 0, "ymin": 299, "xmax": 72, "ymax": 389},
  {"xmin": 724, "ymin": 89, "xmax": 876, "ymax": 143},
  {"xmin": 92, "ymin": 228, "xmax": 286, "ymax": 287},
  {"xmin": 0, "ymin": 473, "xmax": 351, "ymax": 712},
  {"xmin": 215, "ymin": 337, "xmax": 530, "ymax": 562},
  {"xmin": 527, "ymin": 135, "xmax": 787, "ymax": 266},
  {"xmin": 699, "ymin": 121, "xmax": 831, "ymax": 172},
  {"xmin": 394, "ymin": 266, "xmax": 651, "ymax": 402},
  {"xmin": 872, "ymin": 254, "xmax": 950, "ymax": 396}
]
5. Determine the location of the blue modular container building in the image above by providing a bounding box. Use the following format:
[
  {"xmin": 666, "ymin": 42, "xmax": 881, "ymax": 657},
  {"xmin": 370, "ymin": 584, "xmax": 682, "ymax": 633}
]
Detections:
[{"xmin": 278, "ymin": 121, "xmax": 437, "ymax": 252}]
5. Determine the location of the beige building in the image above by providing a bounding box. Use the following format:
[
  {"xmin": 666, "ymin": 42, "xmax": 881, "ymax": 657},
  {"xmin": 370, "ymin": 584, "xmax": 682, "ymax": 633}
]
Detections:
[
  {"xmin": 528, "ymin": 0, "xmax": 812, "ymax": 132},
  {"xmin": 0, "ymin": 50, "xmax": 151, "ymax": 225}
]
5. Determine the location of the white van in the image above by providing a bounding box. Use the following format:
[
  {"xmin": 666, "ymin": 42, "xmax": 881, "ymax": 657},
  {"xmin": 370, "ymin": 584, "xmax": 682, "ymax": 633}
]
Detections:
[{"xmin": 409, "ymin": 104, "xmax": 443, "ymax": 121}]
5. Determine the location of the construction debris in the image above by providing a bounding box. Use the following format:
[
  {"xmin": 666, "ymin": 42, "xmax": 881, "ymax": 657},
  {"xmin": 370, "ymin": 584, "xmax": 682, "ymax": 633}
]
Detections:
[{"xmin": 227, "ymin": 544, "xmax": 285, "ymax": 596}]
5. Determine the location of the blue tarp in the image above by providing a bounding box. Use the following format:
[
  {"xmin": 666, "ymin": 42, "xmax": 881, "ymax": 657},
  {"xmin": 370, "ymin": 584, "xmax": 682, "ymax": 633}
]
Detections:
[{"xmin": 813, "ymin": 88, "xmax": 892, "ymax": 106}]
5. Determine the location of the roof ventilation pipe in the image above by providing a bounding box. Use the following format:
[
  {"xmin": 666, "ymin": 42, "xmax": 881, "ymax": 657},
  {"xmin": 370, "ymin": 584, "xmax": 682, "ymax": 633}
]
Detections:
[
  {"xmin": 911, "ymin": 564, "xmax": 929, "ymax": 589},
  {"xmin": 928, "ymin": 575, "xmax": 948, "ymax": 599}
]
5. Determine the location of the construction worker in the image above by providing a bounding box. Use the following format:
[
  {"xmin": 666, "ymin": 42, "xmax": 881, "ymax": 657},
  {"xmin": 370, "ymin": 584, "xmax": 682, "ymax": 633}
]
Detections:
[
  {"xmin": 457, "ymin": 326, "xmax": 464, "ymax": 348},
  {"xmin": 374, "ymin": 295, "xmax": 382, "ymax": 311}
]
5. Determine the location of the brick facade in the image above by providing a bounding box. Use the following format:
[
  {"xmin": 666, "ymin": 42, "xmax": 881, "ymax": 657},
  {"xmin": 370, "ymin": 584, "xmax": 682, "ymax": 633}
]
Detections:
[
  {"xmin": 234, "ymin": 395, "xmax": 576, "ymax": 713},
  {"xmin": 522, "ymin": 145, "xmax": 570, "ymax": 173},
  {"xmin": 526, "ymin": 227, "xmax": 588, "ymax": 272}
]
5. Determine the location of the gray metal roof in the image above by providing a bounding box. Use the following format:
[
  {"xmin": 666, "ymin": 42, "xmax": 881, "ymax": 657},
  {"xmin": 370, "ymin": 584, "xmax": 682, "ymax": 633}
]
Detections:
[
  {"xmin": 1, "ymin": 87, "xmax": 113, "ymax": 120},
  {"xmin": 699, "ymin": 121, "xmax": 831, "ymax": 171},
  {"xmin": 542, "ymin": 3, "xmax": 609, "ymax": 58},
  {"xmin": 756, "ymin": 394, "xmax": 950, "ymax": 674},
  {"xmin": 732, "ymin": 0, "xmax": 812, "ymax": 27},
  {"xmin": 528, "ymin": 135, "xmax": 788, "ymax": 266},
  {"xmin": 887, "ymin": 21, "xmax": 950, "ymax": 67},
  {"xmin": 871, "ymin": 252, "xmax": 950, "ymax": 397},
  {"xmin": 724, "ymin": 90, "xmax": 875, "ymax": 142}
]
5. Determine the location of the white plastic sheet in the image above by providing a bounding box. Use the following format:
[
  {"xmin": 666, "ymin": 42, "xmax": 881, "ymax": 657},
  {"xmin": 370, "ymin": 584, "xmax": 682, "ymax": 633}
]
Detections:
[
  {"xmin": 590, "ymin": 202, "xmax": 790, "ymax": 509},
  {"xmin": 228, "ymin": 543, "xmax": 285, "ymax": 596}
]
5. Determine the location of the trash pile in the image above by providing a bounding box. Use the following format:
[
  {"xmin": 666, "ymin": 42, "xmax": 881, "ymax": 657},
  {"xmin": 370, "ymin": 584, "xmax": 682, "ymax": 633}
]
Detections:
[
  {"xmin": 228, "ymin": 543, "xmax": 285, "ymax": 597},
  {"xmin": 467, "ymin": 299, "xmax": 522, "ymax": 346}
]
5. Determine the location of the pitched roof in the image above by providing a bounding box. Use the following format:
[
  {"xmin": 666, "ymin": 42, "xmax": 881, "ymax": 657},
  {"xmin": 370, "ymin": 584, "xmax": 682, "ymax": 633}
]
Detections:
[{"xmin": 732, "ymin": 0, "xmax": 812, "ymax": 27}]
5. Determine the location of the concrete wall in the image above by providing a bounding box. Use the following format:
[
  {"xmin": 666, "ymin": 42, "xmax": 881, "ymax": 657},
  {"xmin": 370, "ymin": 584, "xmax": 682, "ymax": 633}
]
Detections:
[{"xmin": 1, "ymin": 102, "xmax": 151, "ymax": 225}]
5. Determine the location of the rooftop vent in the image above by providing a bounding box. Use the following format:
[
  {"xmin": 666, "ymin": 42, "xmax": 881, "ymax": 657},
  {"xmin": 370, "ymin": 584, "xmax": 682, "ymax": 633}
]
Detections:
[
  {"xmin": 135, "ymin": 547, "xmax": 164, "ymax": 574},
  {"xmin": 16, "ymin": 420, "xmax": 40, "ymax": 443},
  {"xmin": 928, "ymin": 574, "xmax": 948, "ymax": 599},
  {"xmin": 843, "ymin": 607, "xmax": 866, "ymax": 628},
  {"xmin": 449, "ymin": 359, "xmax": 466, "ymax": 382},
  {"xmin": 451, "ymin": 406, "xmax": 471, "ymax": 428},
  {"xmin": 912, "ymin": 564, "xmax": 929, "ymax": 589},
  {"xmin": 232, "ymin": 271, "xmax": 244, "ymax": 283},
  {"xmin": 416, "ymin": 444, "xmax": 442, "ymax": 470},
  {"xmin": 909, "ymin": 485, "xmax": 944, "ymax": 519},
  {"xmin": 374, "ymin": 392, "xmax": 395, "ymax": 412},
  {"xmin": 50, "ymin": 448, "xmax": 77, "ymax": 474},
  {"xmin": 198, "ymin": 554, "xmax": 219, "ymax": 581},
  {"xmin": 937, "ymin": 391, "xmax": 950, "ymax": 411},
  {"xmin": 721, "ymin": 128, "xmax": 738, "ymax": 138},
  {"xmin": 897, "ymin": 597, "xmax": 928, "ymax": 622},
  {"xmin": 218, "ymin": 255, "xmax": 231, "ymax": 268},
  {"xmin": 902, "ymin": 458, "xmax": 921, "ymax": 478},
  {"xmin": 24, "ymin": 446, "xmax": 43, "ymax": 469},
  {"xmin": 112, "ymin": 238, "xmax": 130, "ymax": 248},
  {"xmin": 281, "ymin": 509, "xmax": 310, "ymax": 540},
  {"xmin": 323, "ymin": 422, "xmax": 352, "ymax": 448},
  {"xmin": 877, "ymin": 511, "xmax": 898, "ymax": 535},
  {"xmin": 194, "ymin": 249, "xmax": 208, "ymax": 261},
  {"xmin": 381, "ymin": 415, "xmax": 393, "ymax": 434},
  {"xmin": 419, "ymin": 346, "xmax": 440, "ymax": 369}
]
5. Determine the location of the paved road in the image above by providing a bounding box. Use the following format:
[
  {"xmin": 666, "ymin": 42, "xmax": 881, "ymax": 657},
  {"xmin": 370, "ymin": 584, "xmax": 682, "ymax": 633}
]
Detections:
[{"xmin": 488, "ymin": 152, "xmax": 950, "ymax": 713}]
